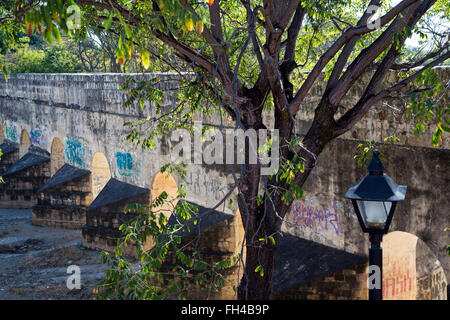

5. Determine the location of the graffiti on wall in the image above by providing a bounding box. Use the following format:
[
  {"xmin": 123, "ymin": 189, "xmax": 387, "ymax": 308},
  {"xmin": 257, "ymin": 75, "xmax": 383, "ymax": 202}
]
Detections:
[
  {"xmin": 382, "ymin": 232, "xmax": 417, "ymax": 300},
  {"xmin": 383, "ymin": 268, "xmax": 413, "ymax": 299},
  {"xmin": 291, "ymin": 197, "xmax": 340, "ymax": 235},
  {"xmin": 116, "ymin": 152, "xmax": 133, "ymax": 176},
  {"xmin": 65, "ymin": 138, "xmax": 85, "ymax": 168},
  {"xmin": 6, "ymin": 125, "xmax": 17, "ymax": 142},
  {"xmin": 185, "ymin": 169, "xmax": 225, "ymax": 201},
  {"xmin": 30, "ymin": 129, "xmax": 42, "ymax": 145}
]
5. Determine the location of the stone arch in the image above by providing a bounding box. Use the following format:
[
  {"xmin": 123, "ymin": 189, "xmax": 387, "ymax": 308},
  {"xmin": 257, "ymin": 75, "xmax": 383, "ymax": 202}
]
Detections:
[
  {"xmin": 0, "ymin": 124, "xmax": 4, "ymax": 143},
  {"xmin": 233, "ymin": 209, "xmax": 245, "ymax": 256},
  {"xmin": 19, "ymin": 129, "xmax": 31, "ymax": 158},
  {"xmin": 91, "ymin": 152, "xmax": 111, "ymax": 199},
  {"xmin": 151, "ymin": 172, "xmax": 179, "ymax": 219},
  {"xmin": 382, "ymin": 231, "xmax": 447, "ymax": 300},
  {"xmin": 50, "ymin": 137, "xmax": 66, "ymax": 176}
]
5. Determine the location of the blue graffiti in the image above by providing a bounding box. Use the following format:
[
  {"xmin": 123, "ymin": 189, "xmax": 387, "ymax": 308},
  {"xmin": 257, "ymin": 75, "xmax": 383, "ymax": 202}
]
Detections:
[
  {"xmin": 6, "ymin": 126, "xmax": 17, "ymax": 142},
  {"xmin": 30, "ymin": 129, "xmax": 41, "ymax": 145},
  {"xmin": 116, "ymin": 152, "xmax": 133, "ymax": 176},
  {"xmin": 65, "ymin": 138, "xmax": 85, "ymax": 167}
]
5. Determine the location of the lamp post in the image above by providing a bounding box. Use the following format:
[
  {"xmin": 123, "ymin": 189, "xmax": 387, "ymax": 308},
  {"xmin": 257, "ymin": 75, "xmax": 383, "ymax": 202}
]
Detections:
[{"xmin": 344, "ymin": 149, "xmax": 407, "ymax": 300}]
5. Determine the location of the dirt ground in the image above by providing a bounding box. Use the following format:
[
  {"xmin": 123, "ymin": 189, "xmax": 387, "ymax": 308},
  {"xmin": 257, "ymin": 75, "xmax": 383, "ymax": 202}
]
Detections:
[{"xmin": 0, "ymin": 208, "xmax": 108, "ymax": 300}]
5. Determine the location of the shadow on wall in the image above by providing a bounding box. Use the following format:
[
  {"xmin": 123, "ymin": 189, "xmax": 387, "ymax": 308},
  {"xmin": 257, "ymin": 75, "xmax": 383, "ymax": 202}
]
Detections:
[{"xmin": 273, "ymin": 231, "xmax": 447, "ymax": 300}]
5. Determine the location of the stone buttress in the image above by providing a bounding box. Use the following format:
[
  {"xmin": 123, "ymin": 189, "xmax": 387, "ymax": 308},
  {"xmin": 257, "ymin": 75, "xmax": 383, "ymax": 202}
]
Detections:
[
  {"xmin": 82, "ymin": 178, "xmax": 152, "ymax": 257},
  {"xmin": 0, "ymin": 145, "xmax": 50, "ymax": 208},
  {"xmin": 32, "ymin": 164, "xmax": 92, "ymax": 228},
  {"xmin": 0, "ymin": 140, "xmax": 20, "ymax": 175}
]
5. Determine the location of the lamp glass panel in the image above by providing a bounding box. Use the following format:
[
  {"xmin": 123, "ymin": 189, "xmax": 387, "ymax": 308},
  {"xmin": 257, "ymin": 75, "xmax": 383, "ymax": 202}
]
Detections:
[{"xmin": 356, "ymin": 200, "xmax": 392, "ymax": 229}]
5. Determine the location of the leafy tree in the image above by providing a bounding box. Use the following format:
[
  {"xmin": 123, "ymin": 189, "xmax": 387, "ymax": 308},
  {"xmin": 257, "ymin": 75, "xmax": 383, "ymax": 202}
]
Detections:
[
  {"xmin": 0, "ymin": 40, "xmax": 84, "ymax": 73},
  {"xmin": 0, "ymin": 29, "xmax": 15, "ymax": 53},
  {"xmin": 3, "ymin": 45, "xmax": 46, "ymax": 72},
  {"xmin": 0, "ymin": 0, "xmax": 448, "ymax": 300},
  {"xmin": 40, "ymin": 41, "xmax": 84, "ymax": 72}
]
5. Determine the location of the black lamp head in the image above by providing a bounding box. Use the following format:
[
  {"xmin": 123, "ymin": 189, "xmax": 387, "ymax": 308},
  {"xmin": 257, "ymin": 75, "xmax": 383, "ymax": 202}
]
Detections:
[{"xmin": 344, "ymin": 149, "xmax": 407, "ymax": 233}]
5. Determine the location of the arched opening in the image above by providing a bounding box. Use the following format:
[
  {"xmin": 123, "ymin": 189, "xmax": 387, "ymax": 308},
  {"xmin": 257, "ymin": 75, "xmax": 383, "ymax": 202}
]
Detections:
[
  {"xmin": 0, "ymin": 124, "xmax": 4, "ymax": 143},
  {"xmin": 382, "ymin": 231, "xmax": 417, "ymax": 300},
  {"xmin": 151, "ymin": 172, "xmax": 178, "ymax": 219},
  {"xmin": 50, "ymin": 137, "xmax": 65, "ymax": 176},
  {"xmin": 382, "ymin": 231, "xmax": 447, "ymax": 300},
  {"xmin": 91, "ymin": 152, "xmax": 111, "ymax": 199},
  {"xmin": 19, "ymin": 129, "xmax": 31, "ymax": 158},
  {"xmin": 233, "ymin": 209, "xmax": 245, "ymax": 256}
]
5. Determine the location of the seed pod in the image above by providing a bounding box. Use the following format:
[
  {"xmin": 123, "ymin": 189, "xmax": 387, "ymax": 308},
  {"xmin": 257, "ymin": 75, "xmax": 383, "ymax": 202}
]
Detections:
[
  {"xmin": 195, "ymin": 21, "xmax": 204, "ymax": 35},
  {"xmin": 185, "ymin": 18, "xmax": 194, "ymax": 32}
]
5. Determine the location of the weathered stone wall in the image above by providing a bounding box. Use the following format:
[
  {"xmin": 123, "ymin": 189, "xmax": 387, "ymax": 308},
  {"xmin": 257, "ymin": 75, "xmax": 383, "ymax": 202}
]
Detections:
[
  {"xmin": 416, "ymin": 237, "xmax": 448, "ymax": 300},
  {"xmin": 0, "ymin": 71, "xmax": 448, "ymax": 299},
  {"xmin": 0, "ymin": 73, "xmax": 236, "ymax": 215},
  {"xmin": 274, "ymin": 232, "xmax": 447, "ymax": 300},
  {"xmin": 288, "ymin": 67, "xmax": 450, "ymax": 149},
  {"xmin": 282, "ymin": 138, "xmax": 449, "ymax": 288},
  {"xmin": 273, "ymin": 263, "xmax": 368, "ymax": 300}
]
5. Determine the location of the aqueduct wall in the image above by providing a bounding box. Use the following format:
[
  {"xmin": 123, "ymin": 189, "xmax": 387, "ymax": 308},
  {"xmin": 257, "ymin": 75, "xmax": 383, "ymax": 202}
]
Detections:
[
  {"xmin": 0, "ymin": 71, "xmax": 448, "ymax": 299},
  {"xmin": 0, "ymin": 73, "xmax": 235, "ymax": 214}
]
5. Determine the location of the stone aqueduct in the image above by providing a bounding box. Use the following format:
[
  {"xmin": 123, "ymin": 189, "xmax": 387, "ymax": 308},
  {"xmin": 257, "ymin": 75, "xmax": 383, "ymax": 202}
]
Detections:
[{"xmin": 0, "ymin": 72, "xmax": 448, "ymax": 300}]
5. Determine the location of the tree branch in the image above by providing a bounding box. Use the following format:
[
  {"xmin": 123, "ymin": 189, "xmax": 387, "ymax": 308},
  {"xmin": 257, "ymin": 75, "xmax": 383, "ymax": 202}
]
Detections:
[
  {"xmin": 328, "ymin": 0, "xmax": 434, "ymax": 107},
  {"xmin": 287, "ymin": 0, "xmax": 421, "ymax": 115},
  {"xmin": 326, "ymin": 0, "xmax": 382, "ymax": 90},
  {"xmin": 334, "ymin": 49, "xmax": 450, "ymax": 137}
]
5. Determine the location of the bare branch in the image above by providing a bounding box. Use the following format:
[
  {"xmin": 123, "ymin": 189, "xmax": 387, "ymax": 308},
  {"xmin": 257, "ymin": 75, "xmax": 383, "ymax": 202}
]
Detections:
[
  {"xmin": 281, "ymin": 3, "xmax": 306, "ymax": 71},
  {"xmin": 287, "ymin": 0, "xmax": 422, "ymax": 115},
  {"xmin": 326, "ymin": 0, "xmax": 382, "ymax": 90},
  {"xmin": 328, "ymin": 0, "xmax": 435, "ymax": 107},
  {"xmin": 388, "ymin": 42, "xmax": 450, "ymax": 70},
  {"xmin": 334, "ymin": 49, "xmax": 450, "ymax": 136}
]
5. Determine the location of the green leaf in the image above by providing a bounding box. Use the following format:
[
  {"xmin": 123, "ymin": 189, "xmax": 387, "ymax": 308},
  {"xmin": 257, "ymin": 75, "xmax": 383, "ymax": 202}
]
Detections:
[
  {"xmin": 1, "ymin": 65, "xmax": 7, "ymax": 82},
  {"xmin": 44, "ymin": 28, "xmax": 53, "ymax": 44},
  {"xmin": 105, "ymin": 13, "xmax": 113, "ymax": 31},
  {"xmin": 255, "ymin": 265, "xmax": 264, "ymax": 277}
]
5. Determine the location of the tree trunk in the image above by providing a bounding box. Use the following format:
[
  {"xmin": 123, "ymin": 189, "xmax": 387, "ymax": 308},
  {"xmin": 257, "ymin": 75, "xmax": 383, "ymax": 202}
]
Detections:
[
  {"xmin": 238, "ymin": 235, "xmax": 277, "ymax": 300},
  {"xmin": 237, "ymin": 98, "xmax": 335, "ymax": 299}
]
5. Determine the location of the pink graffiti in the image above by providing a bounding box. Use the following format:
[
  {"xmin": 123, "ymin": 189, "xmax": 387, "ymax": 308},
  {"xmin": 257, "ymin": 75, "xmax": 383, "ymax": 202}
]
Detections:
[{"xmin": 291, "ymin": 198, "xmax": 339, "ymax": 235}]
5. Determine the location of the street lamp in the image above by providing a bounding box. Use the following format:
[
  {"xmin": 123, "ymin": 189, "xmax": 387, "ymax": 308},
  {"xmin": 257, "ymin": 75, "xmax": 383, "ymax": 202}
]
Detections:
[{"xmin": 344, "ymin": 149, "xmax": 407, "ymax": 300}]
